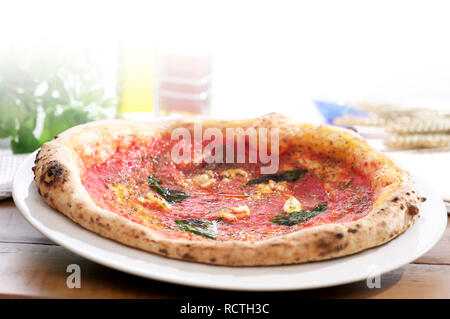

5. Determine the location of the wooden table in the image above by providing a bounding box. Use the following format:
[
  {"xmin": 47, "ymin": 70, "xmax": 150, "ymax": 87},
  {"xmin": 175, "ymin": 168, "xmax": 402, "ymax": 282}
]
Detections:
[{"xmin": 1, "ymin": 199, "xmax": 449, "ymax": 299}]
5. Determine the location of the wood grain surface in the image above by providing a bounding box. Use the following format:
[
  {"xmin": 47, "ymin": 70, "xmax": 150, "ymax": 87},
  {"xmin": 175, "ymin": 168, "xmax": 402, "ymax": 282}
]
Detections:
[{"xmin": 0, "ymin": 199, "xmax": 448, "ymax": 298}]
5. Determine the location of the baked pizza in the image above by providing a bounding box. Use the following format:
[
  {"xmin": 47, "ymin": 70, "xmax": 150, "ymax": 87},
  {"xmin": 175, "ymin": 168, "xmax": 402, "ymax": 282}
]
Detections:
[{"xmin": 33, "ymin": 113, "xmax": 425, "ymax": 266}]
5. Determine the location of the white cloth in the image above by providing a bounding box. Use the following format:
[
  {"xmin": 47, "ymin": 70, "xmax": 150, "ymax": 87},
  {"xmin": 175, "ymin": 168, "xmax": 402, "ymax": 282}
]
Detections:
[
  {"xmin": 0, "ymin": 149, "xmax": 29, "ymax": 199},
  {"xmin": 386, "ymin": 148, "xmax": 450, "ymax": 202}
]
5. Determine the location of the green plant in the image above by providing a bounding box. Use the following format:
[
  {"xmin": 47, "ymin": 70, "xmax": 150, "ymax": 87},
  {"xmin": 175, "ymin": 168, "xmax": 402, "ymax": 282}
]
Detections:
[{"xmin": 0, "ymin": 47, "xmax": 116, "ymax": 153}]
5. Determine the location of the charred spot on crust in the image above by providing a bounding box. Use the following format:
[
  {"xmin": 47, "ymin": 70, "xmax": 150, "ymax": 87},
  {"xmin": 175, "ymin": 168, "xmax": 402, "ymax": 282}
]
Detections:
[
  {"xmin": 159, "ymin": 248, "xmax": 168, "ymax": 254},
  {"xmin": 210, "ymin": 258, "xmax": 216, "ymax": 262},
  {"xmin": 317, "ymin": 239, "xmax": 331, "ymax": 249},
  {"xmin": 40, "ymin": 161, "xmax": 65, "ymax": 186},
  {"xmin": 336, "ymin": 232, "xmax": 344, "ymax": 239},
  {"xmin": 392, "ymin": 197, "xmax": 399, "ymax": 202},
  {"xmin": 407, "ymin": 205, "xmax": 419, "ymax": 216},
  {"xmin": 379, "ymin": 220, "xmax": 387, "ymax": 228},
  {"xmin": 34, "ymin": 149, "xmax": 42, "ymax": 164},
  {"xmin": 348, "ymin": 228, "xmax": 357, "ymax": 233},
  {"xmin": 420, "ymin": 197, "xmax": 426, "ymax": 202},
  {"xmin": 183, "ymin": 253, "xmax": 194, "ymax": 260},
  {"xmin": 400, "ymin": 204, "xmax": 405, "ymax": 210},
  {"xmin": 47, "ymin": 163, "xmax": 63, "ymax": 177},
  {"xmin": 317, "ymin": 238, "xmax": 348, "ymax": 256}
]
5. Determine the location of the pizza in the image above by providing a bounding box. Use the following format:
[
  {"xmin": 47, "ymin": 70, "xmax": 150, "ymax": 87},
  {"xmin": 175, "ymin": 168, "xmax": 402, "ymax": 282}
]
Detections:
[{"xmin": 33, "ymin": 113, "xmax": 425, "ymax": 266}]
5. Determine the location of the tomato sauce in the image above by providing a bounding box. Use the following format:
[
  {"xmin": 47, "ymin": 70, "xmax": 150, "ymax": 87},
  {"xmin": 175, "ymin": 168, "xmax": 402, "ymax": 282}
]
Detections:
[{"xmin": 82, "ymin": 136, "xmax": 374, "ymax": 241}]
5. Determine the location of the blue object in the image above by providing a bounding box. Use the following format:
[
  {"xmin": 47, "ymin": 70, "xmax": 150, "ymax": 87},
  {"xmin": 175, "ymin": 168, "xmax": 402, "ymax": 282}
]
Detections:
[{"xmin": 314, "ymin": 100, "xmax": 367, "ymax": 124}]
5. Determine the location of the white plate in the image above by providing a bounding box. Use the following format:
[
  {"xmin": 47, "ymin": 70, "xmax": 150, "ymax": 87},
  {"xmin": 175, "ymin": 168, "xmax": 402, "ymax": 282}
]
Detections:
[{"xmin": 13, "ymin": 151, "xmax": 447, "ymax": 291}]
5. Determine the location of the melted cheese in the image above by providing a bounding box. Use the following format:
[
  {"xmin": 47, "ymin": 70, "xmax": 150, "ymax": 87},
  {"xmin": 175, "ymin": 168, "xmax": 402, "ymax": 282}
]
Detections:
[
  {"xmin": 219, "ymin": 168, "xmax": 249, "ymax": 179},
  {"xmin": 219, "ymin": 210, "xmax": 237, "ymax": 221},
  {"xmin": 231, "ymin": 205, "xmax": 251, "ymax": 218},
  {"xmin": 251, "ymin": 180, "xmax": 287, "ymax": 199},
  {"xmin": 219, "ymin": 204, "xmax": 251, "ymax": 221},
  {"xmin": 193, "ymin": 173, "xmax": 216, "ymax": 189},
  {"xmin": 282, "ymin": 196, "xmax": 302, "ymax": 213},
  {"xmin": 110, "ymin": 184, "xmax": 171, "ymax": 213},
  {"xmin": 138, "ymin": 193, "xmax": 172, "ymax": 210}
]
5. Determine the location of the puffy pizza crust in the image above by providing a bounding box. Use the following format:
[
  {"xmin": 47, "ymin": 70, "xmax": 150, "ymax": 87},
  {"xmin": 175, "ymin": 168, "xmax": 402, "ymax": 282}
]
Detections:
[{"xmin": 33, "ymin": 113, "xmax": 425, "ymax": 266}]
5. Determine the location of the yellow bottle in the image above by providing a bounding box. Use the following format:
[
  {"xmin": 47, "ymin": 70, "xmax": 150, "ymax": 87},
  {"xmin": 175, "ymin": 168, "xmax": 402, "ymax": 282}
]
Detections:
[{"xmin": 117, "ymin": 43, "xmax": 156, "ymax": 121}]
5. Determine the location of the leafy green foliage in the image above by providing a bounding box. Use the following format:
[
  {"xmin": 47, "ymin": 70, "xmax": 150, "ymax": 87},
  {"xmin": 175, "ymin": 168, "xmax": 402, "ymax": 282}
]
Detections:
[
  {"xmin": 270, "ymin": 203, "xmax": 327, "ymax": 226},
  {"xmin": 175, "ymin": 218, "xmax": 220, "ymax": 239},
  {"xmin": 0, "ymin": 47, "xmax": 116, "ymax": 153},
  {"xmin": 147, "ymin": 176, "xmax": 191, "ymax": 204},
  {"xmin": 11, "ymin": 126, "xmax": 41, "ymax": 154},
  {"xmin": 245, "ymin": 169, "xmax": 308, "ymax": 185}
]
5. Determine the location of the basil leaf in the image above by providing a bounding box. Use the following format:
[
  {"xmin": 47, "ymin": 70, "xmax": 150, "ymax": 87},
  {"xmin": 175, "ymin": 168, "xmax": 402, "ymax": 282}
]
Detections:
[
  {"xmin": 164, "ymin": 189, "xmax": 191, "ymax": 203},
  {"xmin": 175, "ymin": 218, "xmax": 219, "ymax": 239},
  {"xmin": 147, "ymin": 176, "xmax": 191, "ymax": 204},
  {"xmin": 245, "ymin": 169, "xmax": 307, "ymax": 186},
  {"xmin": 270, "ymin": 203, "xmax": 327, "ymax": 226}
]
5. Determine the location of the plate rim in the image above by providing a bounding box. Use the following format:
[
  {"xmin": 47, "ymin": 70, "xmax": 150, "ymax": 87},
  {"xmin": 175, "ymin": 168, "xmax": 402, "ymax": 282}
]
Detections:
[{"xmin": 12, "ymin": 150, "xmax": 448, "ymax": 291}]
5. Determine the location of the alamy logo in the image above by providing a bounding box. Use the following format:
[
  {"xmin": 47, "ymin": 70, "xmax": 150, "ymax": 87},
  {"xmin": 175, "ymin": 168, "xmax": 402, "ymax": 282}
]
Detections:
[
  {"xmin": 170, "ymin": 121, "xmax": 280, "ymax": 174},
  {"xmin": 66, "ymin": 264, "xmax": 81, "ymax": 289},
  {"xmin": 365, "ymin": 264, "xmax": 381, "ymax": 289}
]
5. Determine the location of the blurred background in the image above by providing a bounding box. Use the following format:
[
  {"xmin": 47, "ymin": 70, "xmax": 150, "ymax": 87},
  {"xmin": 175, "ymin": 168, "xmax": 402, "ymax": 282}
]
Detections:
[{"xmin": 1, "ymin": 0, "xmax": 450, "ymax": 206}]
